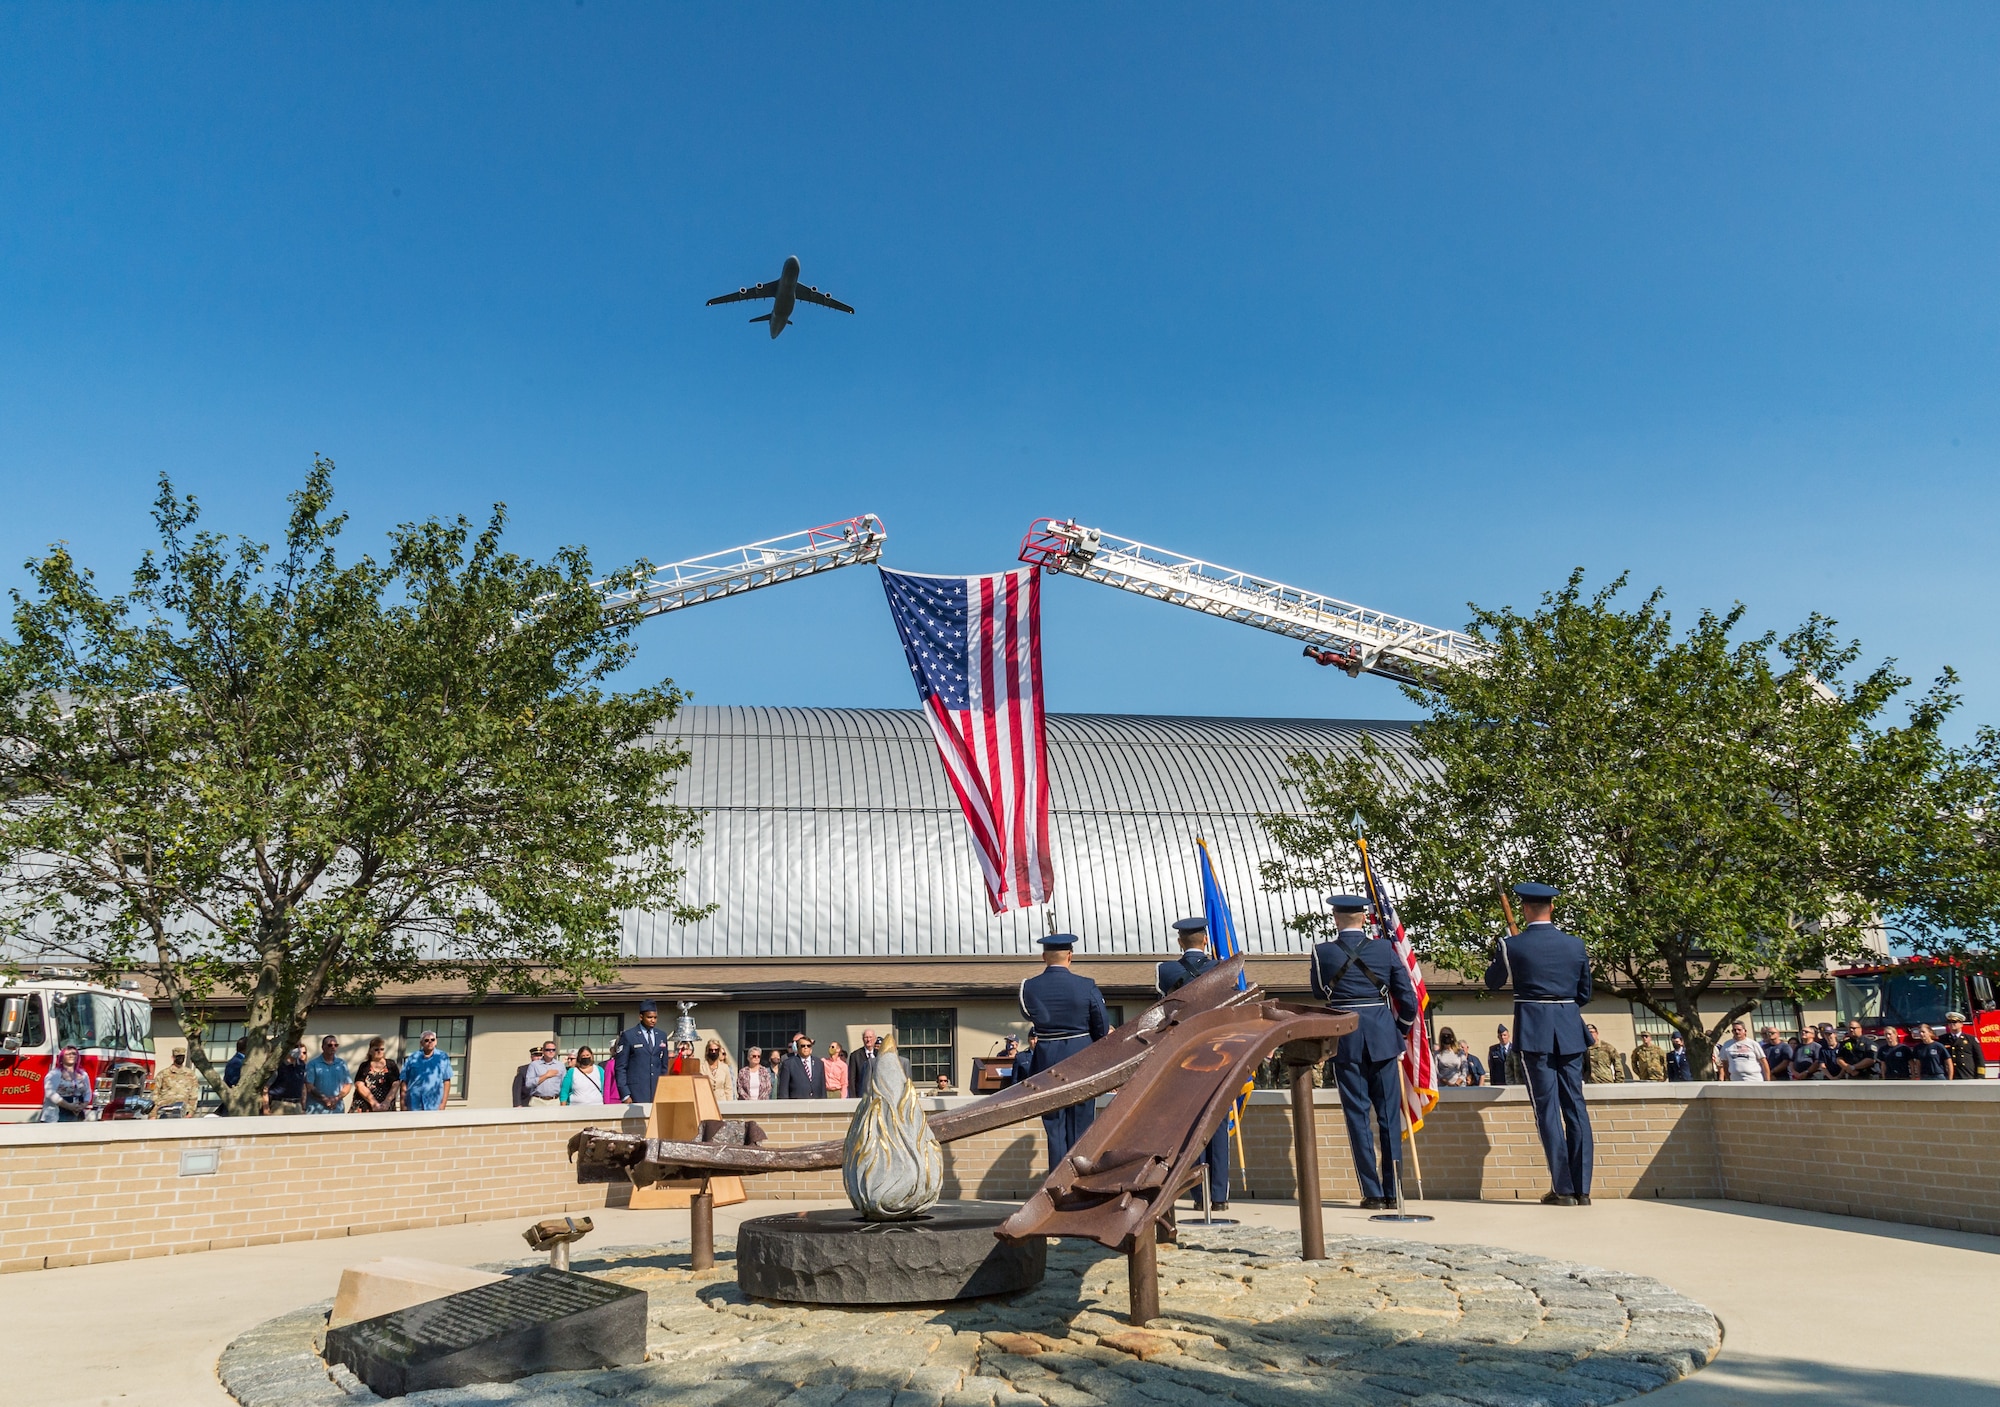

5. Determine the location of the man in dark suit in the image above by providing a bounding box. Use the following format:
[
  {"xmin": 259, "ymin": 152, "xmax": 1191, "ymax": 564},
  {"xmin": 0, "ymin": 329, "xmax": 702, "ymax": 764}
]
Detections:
[
  {"xmin": 1313, "ymin": 895, "xmax": 1422, "ymax": 1209},
  {"xmin": 1488, "ymin": 1025, "xmax": 1514, "ymax": 1088},
  {"xmin": 849, "ymin": 1028, "xmax": 881, "ymax": 1102},
  {"xmin": 1159, "ymin": 916, "xmax": 1232, "ymax": 1208},
  {"xmin": 615, "ymin": 1000, "xmax": 668, "ymax": 1105},
  {"xmin": 779, "ymin": 1035, "xmax": 828, "ymax": 1099},
  {"xmin": 1484, "ymin": 883, "xmax": 1595, "ymax": 1205},
  {"xmin": 1020, "ymin": 933, "xmax": 1110, "ymax": 1172}
]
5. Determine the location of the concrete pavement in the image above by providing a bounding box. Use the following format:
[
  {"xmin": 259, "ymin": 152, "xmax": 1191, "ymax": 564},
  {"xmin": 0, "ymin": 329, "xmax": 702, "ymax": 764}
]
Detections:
[{"xmin": 5, "ymin": 1195, "xmax": 1993, "ymax": 1407}]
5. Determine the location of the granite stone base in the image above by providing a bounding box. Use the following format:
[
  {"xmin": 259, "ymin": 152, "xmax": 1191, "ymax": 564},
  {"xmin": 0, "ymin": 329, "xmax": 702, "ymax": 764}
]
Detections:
[
  {"xmin": 736, "ymin": 1200, "xmax": 1047, "ymax": 1304},
  {"xmin": 219, "ymin": 1227, "xmax": 1724, "ymax": 1407}
]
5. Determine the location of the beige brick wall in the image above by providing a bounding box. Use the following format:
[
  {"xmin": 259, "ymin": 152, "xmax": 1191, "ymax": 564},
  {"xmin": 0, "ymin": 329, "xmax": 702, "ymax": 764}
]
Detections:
[
  {"xmin": 1235, "ymin": 1084, "xmax": 2000, "ymax": 1235},
  {"xmin": 4, "ymin": 1084, "xmax": 1995, "ymax": 1274}
]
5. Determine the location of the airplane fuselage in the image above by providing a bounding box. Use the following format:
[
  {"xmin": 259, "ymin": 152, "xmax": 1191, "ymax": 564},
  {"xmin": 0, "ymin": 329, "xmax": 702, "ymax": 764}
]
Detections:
[{"xmin": 769, "ymin": 256, "xmax": 801, "ymax": 337}]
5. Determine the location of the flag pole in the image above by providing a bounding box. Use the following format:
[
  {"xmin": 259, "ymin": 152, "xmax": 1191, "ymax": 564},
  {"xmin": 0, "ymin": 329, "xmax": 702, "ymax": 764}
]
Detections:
[
  {"xmin": 1353, "ymin": 815, "xmax": 1434, "ymax": 1219},
  {"xmin": 1397, "ymin": 1062, "xmax": 1426, "ymax": 1201},
  {"xmin": 1197, "ymin": 836, "xmax": 1255, "ymax": 1201}
]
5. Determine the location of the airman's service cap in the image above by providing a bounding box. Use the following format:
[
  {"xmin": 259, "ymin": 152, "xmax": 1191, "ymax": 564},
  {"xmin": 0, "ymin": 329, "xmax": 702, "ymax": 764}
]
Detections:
[
  {"xmin": 1039, "ymin": 933, "xmax": 1078, "ymax": 950},
  {"xmin": 1172, "ymin": 917, "xmax": 1208, "ymax": 935},
  {"xmin": 1326, "ymin": 894, "xmax": 1368, "ymax": 914},
  {"xmin": 1512, "ymin": 883, "xmax": 1560, "ymax": 901}
]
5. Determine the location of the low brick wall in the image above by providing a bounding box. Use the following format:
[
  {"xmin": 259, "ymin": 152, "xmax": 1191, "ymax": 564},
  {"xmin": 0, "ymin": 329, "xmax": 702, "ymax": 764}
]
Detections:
[
  {"xmin": 1235, "ymin": 1082, "xmax": 2000, "ymax": 1236},
  {"xmin": 3, "ymin": 1083, "xmax": 1994, "ymax": 1273}
]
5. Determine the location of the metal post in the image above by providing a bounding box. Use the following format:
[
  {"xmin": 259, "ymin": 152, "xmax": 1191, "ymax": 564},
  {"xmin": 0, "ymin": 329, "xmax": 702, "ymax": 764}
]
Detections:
[
  {"xmin": 1289, "ymin": 1059, "xmax": 1325, "ymax": 1261},
  {"xmin": 1127, "ymin": 1227, "xmax": 1160, "ymax": 1326},
  {"xmin": 690, "ymin": 1186, "xmax": 716, "ymax": 1271},
  {"xmin": 549, "ymin": 1240, "xmax": 570, "ymax": 1272}
]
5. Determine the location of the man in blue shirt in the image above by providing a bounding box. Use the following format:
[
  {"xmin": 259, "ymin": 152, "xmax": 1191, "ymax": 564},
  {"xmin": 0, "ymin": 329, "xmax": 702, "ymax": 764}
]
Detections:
[
  {"xmin": 223, "ymin": 1037, "xmax": 248, "ymax": 1088},
  {"xmin": 1759, "ymin": 1027, "xmax": 1795, "ymax": 1082},
  {"xmin": 1484, "ymin": 883, "xmax": 1595, "ymax": 1206},
  {"xmin": 1314, "ymin": 895, "xmax": 1422, "ymax": 1209},
  {"xmin": 1159, "ymin": 917, "xmax": 1232, "ymax": 1208},
  {"xmin": 1019, "ymin": 933, "xmax": 1110, "ymax": 1172},
  {"xmin": 302, "ymin": 1036, "xmax": 353, "ymax": 1114},
  {"xmin": 402, "ymin": 1030, "xmax": 454, "ymax": 1110}
]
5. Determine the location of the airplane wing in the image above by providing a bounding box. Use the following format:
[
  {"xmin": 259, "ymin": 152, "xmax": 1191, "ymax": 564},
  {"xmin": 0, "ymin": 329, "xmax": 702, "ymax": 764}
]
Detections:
[
  {"xmin": 794, "ymin": 284, "xmax": 855, "ymax": 315},
  {"xmin": 706, "ymin": 280, "xmax": 781, "ymax": 306}
]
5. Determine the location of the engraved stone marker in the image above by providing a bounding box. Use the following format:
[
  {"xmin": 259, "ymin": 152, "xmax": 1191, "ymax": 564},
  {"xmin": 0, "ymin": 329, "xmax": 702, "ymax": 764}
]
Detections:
[{"xmin": 323, "ymin": 1266, "xmax": 645, "ymax": 1397}]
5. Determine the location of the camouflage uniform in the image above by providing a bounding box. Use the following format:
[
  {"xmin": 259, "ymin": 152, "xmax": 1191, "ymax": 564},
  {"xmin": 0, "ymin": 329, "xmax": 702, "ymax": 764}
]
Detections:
[
  {"xmin": 150, "ymin": 1062, "xmax": 203, "ymax": 1115},
  {"xmin": 1585, "ymin": 1041, "xmax": 1629, "ymax": 1083},
  {"xmin": 1630, "ymin": 1042, "xmax": 1668, "ymax": 1082}
]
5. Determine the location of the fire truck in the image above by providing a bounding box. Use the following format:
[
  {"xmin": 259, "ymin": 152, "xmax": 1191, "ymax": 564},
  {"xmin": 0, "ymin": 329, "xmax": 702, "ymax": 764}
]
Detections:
[
  {"xmin": 1831, "ymin": 957, "xmax": 2000, "ymax": 1071},
  {"xmin": 0, "ymin": 976, "xmax": 161, "ymax": 1121}
]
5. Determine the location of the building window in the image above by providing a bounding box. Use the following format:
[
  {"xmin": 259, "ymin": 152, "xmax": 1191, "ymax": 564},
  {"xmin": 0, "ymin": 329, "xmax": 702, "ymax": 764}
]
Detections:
[
  {"xmin": 401, "ymin": 1016, "xmax": 471, "ymax": 1102},
  {"xmin": 557, "ymin": 1013, "xmax": 621, "ymax": 1060},
  {"xmin": 1630, "ymin": 1004, "xmax": 1678, "ymax": 1040},
  {"xmin": 197, "ymin": 1020, "xmax": 246, "ymax": 1108},
  {"xmin": 1751, "ymin": 997, "xmax": 1802, "ymax": 1036},
  {"xmin": 893, "ymin": 1008, "xmax": 957, "ymax": 1087},
  {"xmin": 1105, "ymin": 1006, "xmax": 1125, "ymax": 1030},
  {"xmin": 739, "ymin": 1010, "xmax": 807, "ymax": 1067}
]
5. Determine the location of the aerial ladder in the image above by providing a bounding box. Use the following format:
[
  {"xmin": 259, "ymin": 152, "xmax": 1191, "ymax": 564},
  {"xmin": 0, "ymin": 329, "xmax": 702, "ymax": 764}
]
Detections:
[
  {"xmin": 595, "ymin": 514, "xmax": 886, "ymax": 617},
  {"xmin": 1018, "ymin": 518, "xmax": 1488, "ymax": 686}
]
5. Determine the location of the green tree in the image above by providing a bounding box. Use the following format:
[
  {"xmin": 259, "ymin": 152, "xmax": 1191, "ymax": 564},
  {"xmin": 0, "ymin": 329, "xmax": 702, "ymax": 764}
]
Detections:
[
  {"xmin": 0, "ymin": 459, "xmax": 708, "ymax": 1114},
  {"xmin": 1263, "ymin": 571, "xmax": 2000, "ymax": 1075}
]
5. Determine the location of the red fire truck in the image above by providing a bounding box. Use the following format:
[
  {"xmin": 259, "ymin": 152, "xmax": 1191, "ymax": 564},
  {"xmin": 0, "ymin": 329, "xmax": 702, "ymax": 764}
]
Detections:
[
  {"xmin": 1831, "ymin": 957, "xmax": 2000, "ymax": 1070},
  {"xmin": 0, "ymin": 976, "xmax": 161, "ymax": 1121}
]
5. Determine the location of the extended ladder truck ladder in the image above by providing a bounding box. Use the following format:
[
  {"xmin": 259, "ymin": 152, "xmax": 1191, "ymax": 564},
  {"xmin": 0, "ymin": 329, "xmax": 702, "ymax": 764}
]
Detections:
[
  {"xmin": 1018, "ymin": 518, "xmax": 1488, "ymax": 686},
  {"xmin": 597, "ymin": 514, "xmax": 887, "ymax": 618}
]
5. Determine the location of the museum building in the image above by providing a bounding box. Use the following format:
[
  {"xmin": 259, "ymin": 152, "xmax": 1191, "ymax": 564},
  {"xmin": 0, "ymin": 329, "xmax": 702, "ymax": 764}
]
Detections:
[{"xmin": 102, "ymin": 705, "xmax": 1829, "ymax": 1105}]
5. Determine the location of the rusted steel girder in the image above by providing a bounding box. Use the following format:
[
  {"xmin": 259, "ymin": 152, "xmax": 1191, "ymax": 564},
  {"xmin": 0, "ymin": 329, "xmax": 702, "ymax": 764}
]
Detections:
[
  {"xmin": 996, "ymin": 998, "xmax": 1354, "ymax": 1324},
  {"xmin": 567, "ymin": 956, "xmax": 1258, "ymax": 1183}
]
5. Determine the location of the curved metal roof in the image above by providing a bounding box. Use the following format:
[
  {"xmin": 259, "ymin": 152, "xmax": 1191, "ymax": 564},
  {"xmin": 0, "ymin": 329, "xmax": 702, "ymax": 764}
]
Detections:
[{"xmin": 625, "ymin": 706, "xmax": 1425, "ymax": 960}]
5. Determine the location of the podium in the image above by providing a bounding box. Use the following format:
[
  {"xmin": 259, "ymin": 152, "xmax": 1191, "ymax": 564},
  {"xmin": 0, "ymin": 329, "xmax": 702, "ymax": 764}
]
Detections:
[{"xmin": 627, "ymin": 1075, "xmax": 747, "ymax": 1210}]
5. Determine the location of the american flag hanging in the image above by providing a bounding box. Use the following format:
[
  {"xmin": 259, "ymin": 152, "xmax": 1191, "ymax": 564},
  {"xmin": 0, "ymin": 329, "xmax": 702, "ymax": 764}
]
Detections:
[{"xmin": 881, "ymin": 567, "xmax": 1055, "ymax": 914}]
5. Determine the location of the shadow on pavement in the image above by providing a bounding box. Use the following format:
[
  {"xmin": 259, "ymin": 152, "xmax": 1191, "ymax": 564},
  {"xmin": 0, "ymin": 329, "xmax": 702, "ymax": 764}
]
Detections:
[
  {"xmin": 1666, "ymin": 1197, "xmax": 2000, "ymax": 1255},
  {"xmin": 1685, "ymin": 1353, "xmax": 2000, "ymax": 1407}
]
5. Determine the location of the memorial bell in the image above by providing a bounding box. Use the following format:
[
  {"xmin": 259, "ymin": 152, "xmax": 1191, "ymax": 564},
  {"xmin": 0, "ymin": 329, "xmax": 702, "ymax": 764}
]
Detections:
[{"xmin": 672, "ymin": 1001, "xmax": 700, "ymax": 1045}]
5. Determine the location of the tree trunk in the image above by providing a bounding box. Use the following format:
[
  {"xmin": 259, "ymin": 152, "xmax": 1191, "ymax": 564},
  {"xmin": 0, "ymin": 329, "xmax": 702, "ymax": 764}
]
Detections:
[{"xmin": 1682, "ymin": 1025, "xmax": 1717, "ymax": 1080}]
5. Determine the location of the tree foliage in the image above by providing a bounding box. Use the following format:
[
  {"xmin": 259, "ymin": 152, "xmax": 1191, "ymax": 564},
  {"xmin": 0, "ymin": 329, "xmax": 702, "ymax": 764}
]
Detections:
[
  {"xmin": 1263, "ymin": 571, "xmax": 2000, "ymax": 1072},
  {"xmin": 0, "ymin": 459, "xmax": 708, "ymax": 1112}
]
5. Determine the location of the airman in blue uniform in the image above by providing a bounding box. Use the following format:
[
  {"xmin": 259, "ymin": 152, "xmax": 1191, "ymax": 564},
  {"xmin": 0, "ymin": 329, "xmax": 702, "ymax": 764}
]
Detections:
[
  {"xmin": 1484, "ymin": 883, "xmax": 1595, "ymax": 1205},
  {"xmin": 1313, "ymin": 895, "xmax": 1421, "ymax": 1209},
  {"xmin": 1159, "ymin": 916, "xmax": 1231, "ymax": 1208},
  {"xmin": 1020, "ymin": 933, "xmax": 1110, "ymax": 1172}
]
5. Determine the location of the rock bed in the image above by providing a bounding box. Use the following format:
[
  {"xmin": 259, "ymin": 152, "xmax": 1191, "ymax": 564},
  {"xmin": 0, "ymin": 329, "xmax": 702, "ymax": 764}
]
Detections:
[{"xmin": 221, "ymin": 1224, "xmax": 1720, "ymax": 1407}]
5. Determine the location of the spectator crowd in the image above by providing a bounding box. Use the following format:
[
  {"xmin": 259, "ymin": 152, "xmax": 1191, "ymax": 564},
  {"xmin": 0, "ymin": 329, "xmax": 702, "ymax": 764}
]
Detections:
[
  {"xmin": 112, "ymin": 1004, "xmax": 1983, "ymax": 1122},
  {"xmin": 1424, "ymin": 1014, "xmax": 1987, "ymax": 1087}
]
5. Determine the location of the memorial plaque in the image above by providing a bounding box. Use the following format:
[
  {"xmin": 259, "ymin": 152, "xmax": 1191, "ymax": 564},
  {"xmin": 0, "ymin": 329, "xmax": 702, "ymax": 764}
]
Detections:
[{"xmin": 323, "ymin": 1266, "xmax": 646, "ymax": 1398}]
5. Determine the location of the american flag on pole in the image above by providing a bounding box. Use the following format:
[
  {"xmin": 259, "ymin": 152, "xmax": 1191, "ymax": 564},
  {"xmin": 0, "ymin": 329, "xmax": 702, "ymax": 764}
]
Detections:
[
  {"xmin": 880, "ymin": 567, "xmax": 1054, "ymax": 914},
  {"xmin": 1375, "ymin": 886, "xmax": 1437, "ymax": 1135}
]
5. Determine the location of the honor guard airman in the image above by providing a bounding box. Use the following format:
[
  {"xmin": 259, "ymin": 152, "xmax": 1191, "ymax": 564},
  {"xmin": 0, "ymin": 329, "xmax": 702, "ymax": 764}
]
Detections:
[
  {"xmin": 1484, "ymin": 883, "xmax": 1596, "ymax": 1205},
  {"xmin": 1020, "ymin": 933, "xmax": 1110, "ymax": 1172},
  {"xmin": 1159, "ymin": 916, "xmax": 1231, "ymax": 1209},
  {"xmin": 1313, "ymin": 895, "xmax": 1421, "ymax": 1209}
]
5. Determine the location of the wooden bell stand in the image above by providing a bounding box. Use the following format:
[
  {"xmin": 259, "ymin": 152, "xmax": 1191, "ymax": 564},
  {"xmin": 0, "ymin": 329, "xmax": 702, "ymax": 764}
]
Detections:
[{"xmin": 627, "ymin": 1074, "xmax": 746, "ymax": 1270}]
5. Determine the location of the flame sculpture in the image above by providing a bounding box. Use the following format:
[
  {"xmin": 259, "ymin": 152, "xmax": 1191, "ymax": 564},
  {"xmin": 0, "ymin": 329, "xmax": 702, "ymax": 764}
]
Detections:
[{"xmin": 842, "ymin": 1034, "xmax": 943, "ymax": 1220}]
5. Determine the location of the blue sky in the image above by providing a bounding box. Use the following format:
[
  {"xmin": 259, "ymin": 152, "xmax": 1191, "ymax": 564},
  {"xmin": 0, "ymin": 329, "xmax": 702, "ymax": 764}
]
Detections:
[{"xmin": 3, "ymin": 4, "xmax": 1997, "ymax": 732}]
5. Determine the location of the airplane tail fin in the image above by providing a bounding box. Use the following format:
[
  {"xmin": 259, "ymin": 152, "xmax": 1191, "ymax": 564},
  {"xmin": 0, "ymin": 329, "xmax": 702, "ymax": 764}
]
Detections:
[{"xmin": 749, "ymin": 314, "xmax": 773, "ymax": 323}]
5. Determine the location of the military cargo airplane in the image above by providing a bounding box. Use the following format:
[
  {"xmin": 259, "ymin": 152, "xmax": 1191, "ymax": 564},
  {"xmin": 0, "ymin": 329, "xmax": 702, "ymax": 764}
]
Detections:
[{"xmin": 706, "ymin": 255, "xmax": 855, "ymax": 338}]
